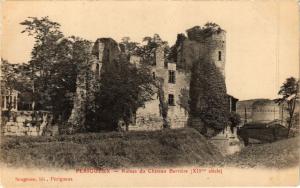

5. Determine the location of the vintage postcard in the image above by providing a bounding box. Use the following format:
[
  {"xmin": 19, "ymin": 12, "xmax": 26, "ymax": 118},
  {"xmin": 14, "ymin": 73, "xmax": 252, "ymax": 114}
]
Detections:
[{"xmin": 0, "ymin": 0, "xmax": 299, "ymax": 187}]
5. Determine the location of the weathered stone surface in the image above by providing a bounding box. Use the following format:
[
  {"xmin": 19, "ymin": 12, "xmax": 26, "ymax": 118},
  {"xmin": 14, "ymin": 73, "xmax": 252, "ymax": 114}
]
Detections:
[
  {"xmin": 68, "ymin": 38, "xmax": 120, "ymax": 131},
  {"xmin": 175, "ymin": 27, "xmax": 228, "ymax": 136},
  {"xmin": 2, "ymin": 111, "xmax": 51, "ymax": 136},
  {"xmin": 68, "ymin": 26, "xmax": 228, "ymax": 133},
  {"xmin": 128, "ymin": 44, "xmax": 190, "ymax": 130},
  {"xmin": 176, "ymin": 31, "xmax": 226, "ymax": 77}
]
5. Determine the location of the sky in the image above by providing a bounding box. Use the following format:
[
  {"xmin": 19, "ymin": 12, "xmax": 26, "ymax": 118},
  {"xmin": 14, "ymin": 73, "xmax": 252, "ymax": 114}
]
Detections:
[{"xmin": 1, "ymin": 0, "xmax": 299, "ymax": 100}]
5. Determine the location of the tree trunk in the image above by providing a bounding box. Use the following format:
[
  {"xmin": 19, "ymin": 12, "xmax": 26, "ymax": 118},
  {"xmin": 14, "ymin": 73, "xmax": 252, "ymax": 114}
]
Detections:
[
  {"xmin": 287, "ymin": 118, "xmax": 292, "ymax": 138},
  {"xmin": 157, "ymin": 79, "xmax": 169, "ymax": 129},
  {"xmin": 287, "ymin": 109, "xmax": 294, "ymax": 138}
]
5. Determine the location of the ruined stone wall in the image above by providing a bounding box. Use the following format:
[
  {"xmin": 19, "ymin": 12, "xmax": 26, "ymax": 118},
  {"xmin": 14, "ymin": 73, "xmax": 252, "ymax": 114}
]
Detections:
[
  {"xmin": 67, "ymin": 32, "xmax": 226, "ymax": 132},
  {"xmin": 130, "ymin": 46, "xmax": 165, "ymax": 131},
  {"xmin": 67, "ymin": 55, "xmax": 99, "ymax": 130},
  {"xmin": 2, "ymin": 111, "xmax": 52, "ymax": 136},
  {"xmin": 132, "ymin": 73, "xmax": 163, "ymax": 131},
  {"xmin": 166, "ymin": 63, "xmax": 190, "ymax": 129},
  {"xmin": 129, "ymin": 45, "xmax": 190, "ymax": 131},
  {"xmin": 129, "ymin": 55, "xmax": 141, "ymax": 67},
  {"xmin": 68, "ymin": 38, "xmax": 120, "ymax": 130},
  {"xmin": 93, "ymin": 38, "xmax": 120, "ymax": 72}
]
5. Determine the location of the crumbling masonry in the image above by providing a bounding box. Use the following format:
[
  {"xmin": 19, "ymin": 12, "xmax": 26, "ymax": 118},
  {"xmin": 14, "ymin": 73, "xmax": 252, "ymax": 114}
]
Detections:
[{"xmin": 69, "ymin": 26, "xmax": 229, "ymax": 131}]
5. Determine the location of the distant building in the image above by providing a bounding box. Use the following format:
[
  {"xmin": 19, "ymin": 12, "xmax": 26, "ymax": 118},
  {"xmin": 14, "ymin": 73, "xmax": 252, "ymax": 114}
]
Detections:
[
  {"xmin": 252, "ymin": 99, "xmax": 281, "ymax": 123},
  {"xmin": 236, "ymin": 98, "xmax": 295, "ymax": 126}
]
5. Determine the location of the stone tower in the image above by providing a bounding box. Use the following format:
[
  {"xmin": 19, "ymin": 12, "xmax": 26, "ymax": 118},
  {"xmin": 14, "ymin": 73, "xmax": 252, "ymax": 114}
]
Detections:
[
  {"xmin": 176, "ymin": 25, "xmax": 226, "ymax": 77},
  {"xmin": 202, "ymin": 30, "xmax": 226, "ymax": 77}
]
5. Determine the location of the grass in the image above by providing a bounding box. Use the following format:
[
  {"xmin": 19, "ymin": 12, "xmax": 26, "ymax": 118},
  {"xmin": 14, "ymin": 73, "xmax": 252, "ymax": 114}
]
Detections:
[
  {"xmin": 0, "ymin": 128, "xmax": 223, "ymax": 169},
  {"xmin": 1, "ymin": 127, "xmax": 299, "ymax": 169},
  {"xmin": 223, "ymin": 136, "xmax": 300, "ymax": 168}
]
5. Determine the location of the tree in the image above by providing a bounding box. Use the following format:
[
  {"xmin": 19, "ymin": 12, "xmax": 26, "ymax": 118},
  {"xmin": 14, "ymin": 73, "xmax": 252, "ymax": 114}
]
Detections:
[
  {"xmin": 274, "ymin": 77, "xmax": 299, "ymax": 137},
  {"xmin": 20, "ymin": 17, "xmax": 92, "ymax": 124},
  {"xmin": 168, "ymin": 33, "xmax": 187, "ymax": 63},
  {"xmin": 136, "ymin": 34, "xmax": 169, "ymax": 66},
  {"xmin": 189, "ymin": 57, "xmax": 229, "ymax": 137},
  {"xmin": 1, "ymin": 60, "xmax": 18, "ymax": 119},
  {"xmin": 119, "ymin": 37, "xmax": 140, "ymax": 56},
  {"xmin": 92, "ymin": 57, "xmax": 155, "ymax": 132},
  {"xmin": 20, "ymin": 16, "xmax": 64, "ymax": 111}
]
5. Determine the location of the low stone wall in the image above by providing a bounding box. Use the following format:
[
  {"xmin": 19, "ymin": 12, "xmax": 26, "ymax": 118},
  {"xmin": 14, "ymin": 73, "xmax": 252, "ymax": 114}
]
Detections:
[
  {"xmin": 1, "ymin": 111, "xmax": 52, "ymax": 136},
  {"xmin": 128, "ymin": 115, "xmax": 163, "ymax": 131},
  {"xmin": 169, "ymin": 118, "xmax": 188, "ymax": 129}
]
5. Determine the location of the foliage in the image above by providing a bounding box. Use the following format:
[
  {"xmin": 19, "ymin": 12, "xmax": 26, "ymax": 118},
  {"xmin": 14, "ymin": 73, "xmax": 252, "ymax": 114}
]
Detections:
[
  {"xmin": 167, "ymin": 33, "xmax": 187, "ymax": 62},
  {"xmin": 115, "ymin": 35, "xmax": 171, "ymax": 126},
  {"xmin": 229, "ymin": 112, "xmax": 241, "ymax": 127},
  {"xmin": 119, "ymin": 37, "xmax": 140, "ymax": 56},
  {"xmin": 137, "ymin": 34, "xmax": 171, "ymax": 128},
  {"xmin": 20, "ymin": 16, "xmax": 65, "ymax": 110},
  {"xmin": 187, "ymin": 22, "xmax": 224, "ymax": 39},
  {"xmin": 92, "ymin": 57, "xmax": 155, "ymax": 131},
  {"xmin": 20, "ymin": 17, "xmax": 92, "ymax": 123},
  {"xmin": 178, "ymin": 87, "xmax": 190, "ymax": 113},
  {"xmin": 227, "ymin": 112, "xmax": 241, "ymax": 133},
  {"xmin": 189, "ymin": 57, "xmax": 229, "ymax": 135},
  {"xmin": 274, "ymin": 77, "xmax": 299, "ymax": 137},
  {"xmin": 0, "ymin": 59, "xmax": 32, "ymax": 119},
  {"xmin": 1, "ymin": 59, "xmax": 32, "ymax": 93},
  {"xmin": 136, "ymin": 34, "xmax": 169, "ymax": 65},
  {"xmin": 118, "ymin": 34, "xmax": 170, "ymax": 66}
]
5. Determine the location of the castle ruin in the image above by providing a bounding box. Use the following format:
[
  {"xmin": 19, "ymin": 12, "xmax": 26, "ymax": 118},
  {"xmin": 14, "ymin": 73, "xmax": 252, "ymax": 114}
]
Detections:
[{"xmin": 69, "ymin": 24, "xmax": 234, "ymax": 132}]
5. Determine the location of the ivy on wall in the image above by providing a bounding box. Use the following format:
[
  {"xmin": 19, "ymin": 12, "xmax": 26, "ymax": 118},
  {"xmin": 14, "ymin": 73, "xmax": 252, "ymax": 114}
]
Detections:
[{"xmin": 189, "ymin": 57, "xmax": 229, "ymax": 136}]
